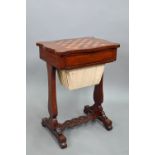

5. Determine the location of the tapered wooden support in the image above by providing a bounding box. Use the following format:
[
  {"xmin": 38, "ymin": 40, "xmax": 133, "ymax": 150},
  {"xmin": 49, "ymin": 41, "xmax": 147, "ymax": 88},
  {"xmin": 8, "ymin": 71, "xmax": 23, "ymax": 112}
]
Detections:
[
  {"xmin": 84, "ymin": 75, "xmax": 112, "ymax": 130},
  {"xmin": 42, "ymin": 64, "xmax": 67, "ymax": 148}
]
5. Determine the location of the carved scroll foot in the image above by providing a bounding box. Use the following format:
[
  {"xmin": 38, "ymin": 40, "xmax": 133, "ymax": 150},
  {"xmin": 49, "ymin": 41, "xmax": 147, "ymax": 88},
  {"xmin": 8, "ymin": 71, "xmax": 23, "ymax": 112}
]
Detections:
[
  {"xmin": 41, "ymin": 117, "xmax": 67, "ymax": 149},
  {"xmin": 98, "ymin": 115, "xmax": 112, "ymax": 130},
  {"xmin": 84, "ymin": 105, "xmax": 113, "ymax": 131},
  {"xmin": 41, "ymin": 117, "xmax": 48, "ymax": 127}
]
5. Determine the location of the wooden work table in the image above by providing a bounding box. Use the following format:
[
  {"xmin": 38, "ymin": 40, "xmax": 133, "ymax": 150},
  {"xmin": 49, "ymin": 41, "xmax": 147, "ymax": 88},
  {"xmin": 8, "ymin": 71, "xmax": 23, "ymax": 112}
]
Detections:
[{"xmin": 36, "ymin": 37, "xmax": 120, "ymax": 148}]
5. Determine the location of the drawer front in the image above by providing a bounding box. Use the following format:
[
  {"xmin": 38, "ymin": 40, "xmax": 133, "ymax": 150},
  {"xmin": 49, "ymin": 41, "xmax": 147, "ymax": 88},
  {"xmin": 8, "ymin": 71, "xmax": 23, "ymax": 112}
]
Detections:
[{"xmin": 64, "ymin": 49, "xmax": 117, "ymax": 69}]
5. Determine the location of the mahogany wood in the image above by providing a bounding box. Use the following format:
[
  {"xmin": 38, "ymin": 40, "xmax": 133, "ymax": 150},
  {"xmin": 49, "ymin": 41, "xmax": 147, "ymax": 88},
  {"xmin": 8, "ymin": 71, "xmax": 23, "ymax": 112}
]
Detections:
[
  {"xmin": 37, "ymin": 37, "xmax": 120, "ymax": 55},
  {"xmin": 37, "ymin": 37, "xmax": 120, "ymax": 69},
  {"xmin": 37, "ymin": 37, "xmax": 120, "ymax": 148},
  {"xmin": 84, "ymin": 75, "xmax": 112, "ymax": 130}
]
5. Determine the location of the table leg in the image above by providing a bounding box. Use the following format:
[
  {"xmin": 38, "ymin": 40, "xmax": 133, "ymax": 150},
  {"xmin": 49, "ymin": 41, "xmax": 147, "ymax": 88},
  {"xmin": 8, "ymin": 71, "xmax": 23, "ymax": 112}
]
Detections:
[
  {"xmin": 41, "ymin": 64, "xmax": 67, "ymax": 148},
  {"xmin": 84, "ymin": 75, "xmax": 113, "ymax": 130}
]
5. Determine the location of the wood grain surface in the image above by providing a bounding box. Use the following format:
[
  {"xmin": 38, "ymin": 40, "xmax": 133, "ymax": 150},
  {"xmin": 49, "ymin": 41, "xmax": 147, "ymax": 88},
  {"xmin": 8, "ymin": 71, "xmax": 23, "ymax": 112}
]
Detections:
[
  {"xmin": 36, "ymin": 37, "xmax": 120, "ymax": 69},
  {"xmin": 36, "ymin": 37, "xmax": 120, "ymax": 55}
]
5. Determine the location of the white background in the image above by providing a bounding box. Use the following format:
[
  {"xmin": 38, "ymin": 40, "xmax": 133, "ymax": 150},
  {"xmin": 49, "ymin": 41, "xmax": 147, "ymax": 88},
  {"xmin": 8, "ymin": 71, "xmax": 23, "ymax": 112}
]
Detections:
[{"xmin": 0, "ymin": 0, "xmax": 155, "ymax": 155}]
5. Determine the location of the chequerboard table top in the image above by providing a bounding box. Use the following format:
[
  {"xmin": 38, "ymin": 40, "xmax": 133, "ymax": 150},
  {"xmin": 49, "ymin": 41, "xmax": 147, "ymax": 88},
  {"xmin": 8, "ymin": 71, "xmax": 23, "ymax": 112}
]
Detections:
[{"xmin": 36, "ymin": 37, "xmax": 120, "ymax": 55}]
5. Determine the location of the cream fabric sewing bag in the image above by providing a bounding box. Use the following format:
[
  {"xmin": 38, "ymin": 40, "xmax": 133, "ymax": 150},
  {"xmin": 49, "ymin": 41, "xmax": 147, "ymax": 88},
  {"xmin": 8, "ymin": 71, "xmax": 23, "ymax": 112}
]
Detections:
[{"xmin": 58, "ymin": 64, "xmax": 104, "ymax": 90}]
